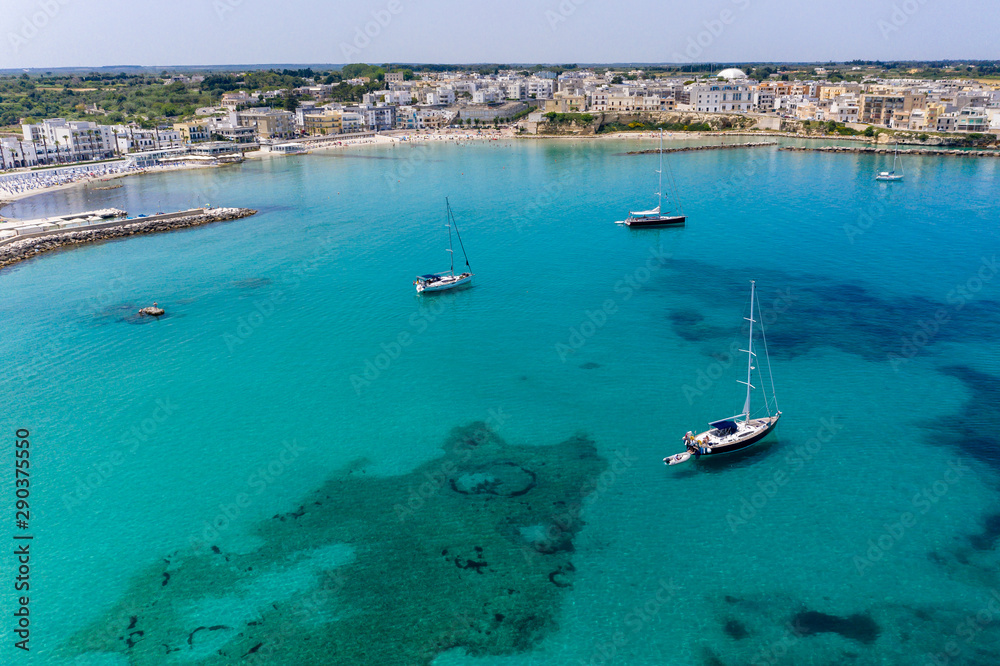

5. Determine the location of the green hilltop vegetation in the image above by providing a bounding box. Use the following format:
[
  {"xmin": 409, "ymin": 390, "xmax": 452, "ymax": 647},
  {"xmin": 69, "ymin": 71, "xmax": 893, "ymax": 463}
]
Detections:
[{"xmin": 0, "ymin": 64, "xmax": 402, "ymax": 131}]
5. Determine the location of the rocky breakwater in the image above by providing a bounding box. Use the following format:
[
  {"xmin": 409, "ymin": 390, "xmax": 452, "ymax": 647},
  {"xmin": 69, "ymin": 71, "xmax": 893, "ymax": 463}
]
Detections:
[
  {"xmin": 625, "ymin": 141, "xmax": 777, "ymax": 155},
  {"xmin": 779, "ymin": 146, "xmax": 1000, "ymax": 158},
  {"xmin": 0, "ymin": 207, "xmax": 257, "ymax": 271}
]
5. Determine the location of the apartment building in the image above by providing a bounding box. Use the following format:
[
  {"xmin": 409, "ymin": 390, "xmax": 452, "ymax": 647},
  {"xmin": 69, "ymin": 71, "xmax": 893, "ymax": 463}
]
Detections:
[
  {"xmin": 221, "ymin": 91, "xmax": 251, "ymax": 110},
  {"xmin": 21, "ymin": 119, "xmax": 116, "ymax": 162},
  {"xmin": 237, "ymin": 109, "xmax": 296, "ymax": 139},
  {"xmin": 173, "ymin": 120, "xmax": 211, "ymax": 143},
  {"xmin": 859, "ymin": 93, "xmax": 924, "ymax": 126},
  {"xmin": 302, "ymin": 111, "xmax": 343, "ymax": 136},
  {"xmin": 689, "ymin": 83, "xmax": 754, "ymax": 113}
]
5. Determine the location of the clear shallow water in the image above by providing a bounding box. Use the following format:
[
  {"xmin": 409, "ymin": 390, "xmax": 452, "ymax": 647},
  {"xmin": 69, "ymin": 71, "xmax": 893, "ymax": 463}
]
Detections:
[{"xmin": 1, "ymin": 138, "xmax": 999, "ymax": 665}]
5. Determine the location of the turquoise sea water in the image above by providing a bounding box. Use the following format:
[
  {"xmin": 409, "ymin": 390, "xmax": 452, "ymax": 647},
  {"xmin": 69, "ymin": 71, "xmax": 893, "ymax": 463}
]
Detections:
[{"xmin": 1, "ymin": 137, "xmax": 1000, "ymax": 665}]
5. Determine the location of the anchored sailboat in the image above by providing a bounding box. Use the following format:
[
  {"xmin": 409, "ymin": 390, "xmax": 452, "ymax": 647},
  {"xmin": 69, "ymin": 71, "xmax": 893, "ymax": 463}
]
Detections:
[
  {"xmin": 665, "ymin": 281, "xmax": 781, "ymax": 466},
  {"xmin": 618, "ymin": 129, "xmax": 686, "ymax": 227},
  {"xmin": 414, "ymin": 197, "xmax": 474, "ymax": 293},
  {"xmin": 875, "ymin": 142, "xmax": 904, "ymax": 182}
]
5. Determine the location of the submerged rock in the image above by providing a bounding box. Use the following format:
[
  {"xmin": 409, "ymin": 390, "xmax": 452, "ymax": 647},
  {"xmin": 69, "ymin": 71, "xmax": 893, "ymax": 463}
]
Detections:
[
  {"xmin": 64, "ymin": 423, "xmax": 606, "ymax": 665},
  {"xmin": 792, "ymin": 610, "xmax": 880, "ymax": 645}
]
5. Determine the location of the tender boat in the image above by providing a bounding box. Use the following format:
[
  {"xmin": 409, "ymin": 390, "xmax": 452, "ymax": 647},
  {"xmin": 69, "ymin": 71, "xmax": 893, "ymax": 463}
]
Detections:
[
  {"xmin": 618, "ymin": 129, "xmax": 686, "ymax": 227},
  {"xmin": 415, "ymin": 197, "xmax": 474, "ymax": 294},
  {"xmin": 665, "ymin": 280, "xmax": 781, "ymax": 466}
]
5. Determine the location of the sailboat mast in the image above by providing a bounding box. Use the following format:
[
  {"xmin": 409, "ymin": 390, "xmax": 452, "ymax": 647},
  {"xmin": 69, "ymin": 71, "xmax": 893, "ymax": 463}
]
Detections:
[
  {"xmin": 658, "ymin": 129, "xmax": 663, "ymax": 213},
  {"xmin": 446, "ymin": 197, "xmax": 455, "ymax": 276},
  {"xmin": 742, "ymin": 281, "xmax": 756, "ymax": 420}
]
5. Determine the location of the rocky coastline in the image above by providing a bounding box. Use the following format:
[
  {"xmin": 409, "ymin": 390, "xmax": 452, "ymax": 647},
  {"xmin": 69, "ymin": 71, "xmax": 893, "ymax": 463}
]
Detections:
[{"xmin": 779, "ymin": 145, "xmax": 1000, "ymax": 158}]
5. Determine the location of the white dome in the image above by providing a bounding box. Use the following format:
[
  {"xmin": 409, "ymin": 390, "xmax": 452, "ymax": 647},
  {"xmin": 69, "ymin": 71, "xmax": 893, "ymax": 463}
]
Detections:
[{"xmin": 716, "ymin": 68, "xmax": 747, "ymax": 80}]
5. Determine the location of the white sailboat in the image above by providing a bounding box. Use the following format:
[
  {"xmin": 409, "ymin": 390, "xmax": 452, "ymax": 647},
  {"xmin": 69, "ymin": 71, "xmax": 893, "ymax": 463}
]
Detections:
[
  {"xmin": 875, "ymin": 142, "xmax": 904, "ymax": 182},
  {"xmin": 617, "ymin": 129, "xmax": 686, "ymax": 227},
  {"xmin": 414, "ymin": 197, "xmax": 474, "ymax": 293},
  {"xmin": 665, "ymin": 281, "xmax": 781, "ymax": 466}
]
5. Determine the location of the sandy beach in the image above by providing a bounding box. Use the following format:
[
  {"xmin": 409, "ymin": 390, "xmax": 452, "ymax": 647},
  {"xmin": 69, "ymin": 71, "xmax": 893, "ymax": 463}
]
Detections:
[{"xmin": 0, "ymin": 127, "xmax": 763, "ymax": 217}]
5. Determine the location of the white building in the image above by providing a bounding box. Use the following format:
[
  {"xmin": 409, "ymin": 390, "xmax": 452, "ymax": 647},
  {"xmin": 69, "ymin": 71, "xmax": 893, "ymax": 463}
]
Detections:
[
  {"xmin": 472, "ymin": 89, "xmax": 500, "ymax": 104},
  {"xmin": 527, "ymin": 78, "xmax": 555, "ymax": 100},
  {"xmin": 113, "ymin": 127, "xmax": 183, "ymax": 153},
  {"xmin": 689, "ymin": 83, "xmax": 754, "ymax": 113},
  {"xmin": 0, "ymin": 136, "xmax": 39, "ymax": 168},
  {"xmin": 21, "ymin": 119, "xmax": 116, "ymax": 162},
  {"xmin": 505, "ymin": 82, "xmax": 527, "ymax": 100}
]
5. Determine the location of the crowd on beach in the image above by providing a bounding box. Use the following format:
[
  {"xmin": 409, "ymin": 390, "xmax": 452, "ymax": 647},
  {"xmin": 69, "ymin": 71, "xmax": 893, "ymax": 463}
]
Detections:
[{"xmin": 0, "ymin": 162, "xmax": 141, "ymax": 199}]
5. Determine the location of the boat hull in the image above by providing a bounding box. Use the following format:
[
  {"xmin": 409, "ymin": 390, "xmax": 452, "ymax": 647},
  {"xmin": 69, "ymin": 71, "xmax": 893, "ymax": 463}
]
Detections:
[
  {"xmin": 665, "ymin": 414, "xmax": 781, "ymax": 465},
  {"xmin": 698, "ymin": 416, "xmax": 780, "ymax": 456},
  {"xmin": 624, "ymin": 215, "xmax": 686, "ymax": 228},
  {"xmin": 875, "ymin": 174, "xmax": 903, "ymax": 181},
  {"xmin": 416, "ymin": 273, "xmax": 473, "ymax": 293}
]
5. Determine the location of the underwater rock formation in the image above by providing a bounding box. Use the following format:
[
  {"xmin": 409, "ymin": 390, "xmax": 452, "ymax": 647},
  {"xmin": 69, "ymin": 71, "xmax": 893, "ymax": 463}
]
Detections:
[{"xmin": 65, "ymin": 422, "xmax": 606, "ymax": 665}]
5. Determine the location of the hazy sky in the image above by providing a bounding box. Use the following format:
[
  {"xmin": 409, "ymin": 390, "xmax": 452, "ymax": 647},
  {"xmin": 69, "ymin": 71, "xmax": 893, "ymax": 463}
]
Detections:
[{"xmin": 1, "ymin": 0, "xmax": 997, "ymax": 69}]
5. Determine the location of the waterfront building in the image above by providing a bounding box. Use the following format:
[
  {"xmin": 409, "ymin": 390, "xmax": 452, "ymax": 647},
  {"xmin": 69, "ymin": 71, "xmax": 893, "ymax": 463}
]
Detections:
[
  {"xmin": 303, "ymin": 111, "xmax": 343, "ymax": 136},
  {"xmin": 0, "ymin": 136, "xmax": 40, "ymax": 168},
  {"xmin": 237, "ymin": 109, "xmax": 297, "ymax": 139},
  {"xmin": 21, "ymin": 119, "xmax": 116, "ymax": 162},
  {"xmin": 173, "ymin": 121, "xmax": 211, "ymax": 144},
  {"xmin": 859, "ymin": 93, "xmax": 924, "ymax": 126},
  {"xmin": 544, "ymin": 92, "xmax": 587, "ymax": 113}
]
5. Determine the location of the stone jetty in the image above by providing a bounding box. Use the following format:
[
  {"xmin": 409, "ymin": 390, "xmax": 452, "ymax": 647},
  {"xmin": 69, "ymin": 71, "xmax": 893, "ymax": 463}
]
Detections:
[
  {"xmin": 0, "ymin": 207, "xmax": 257, "ymax": 271},
  {"xmin": 624, "ymin": 141, "xmax": 777, "ymax": 155},
  {"xmin": 780, "ymin": 146, "xmax": 1000, "ymax": 158}
]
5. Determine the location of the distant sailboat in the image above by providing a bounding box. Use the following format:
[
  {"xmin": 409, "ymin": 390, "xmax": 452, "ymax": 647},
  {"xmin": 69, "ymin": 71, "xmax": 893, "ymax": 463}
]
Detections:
[
  {"xmin": 665, "ymin": 281, "xmax": 781, "ymax": 466},
  {"xmin": 876, "ymin": 142, "xmax": 904, "ymax": 182},
  {"xmin": 414, "ymin": 197, "xmax": 474, "ymax": 293},
  {"xmin": 618, "ymin": 129, "xmax": 685, "ymax": 227}
]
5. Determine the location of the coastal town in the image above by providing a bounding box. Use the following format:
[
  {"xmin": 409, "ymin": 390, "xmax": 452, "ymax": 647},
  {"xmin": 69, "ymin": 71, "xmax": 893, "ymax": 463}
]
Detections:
[
  {"xmin": 1, "ymin": 63, "xmax": 999, "ymax": 178},
  {"xmin": 4, "ymin": 0, "xmax": 1000, "ymax": 658}
]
